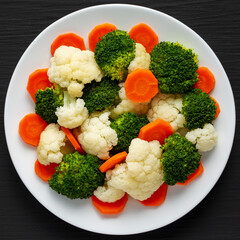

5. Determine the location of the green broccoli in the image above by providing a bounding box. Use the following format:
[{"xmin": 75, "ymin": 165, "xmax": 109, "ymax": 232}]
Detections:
[
  {"xmin": 150, "ymin": 41, "xmax": 199, "ymax": 94},
  {"xmin": 182, "ymin": 88, "xmax": 217, "ymax": 130},
  {"xmin": 110, "ymin": 112, "xmax": 149, "ymax": 153},
  {"xmin": 94, "ymin": 30, "xmax": 136, "ymax": 82},
  {"xmin": 82, "ymin": 77, "xmax": 120, "ymax": 114},
  {"xmin": 48, "ymin": 152, "xmax": 105, "ymax": 199},
  {"xmin": 35, "ymin": 87, "xmax": 63, "ymax": 123},
  {"xmin": 161, "ymin": 133, "xmax": 201, "ymax": 185}
]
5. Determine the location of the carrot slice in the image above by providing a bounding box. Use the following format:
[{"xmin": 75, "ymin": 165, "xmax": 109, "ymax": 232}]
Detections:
[
  {"xmin": 99, "ymin": 151, "xmax": 127, "ymax": 173},
  {"xmin": 193, "ymin": 67, "xmax": 215, "ymax": 94},
  {"xmin": 177, "ymin": 162, "xmax": 204, "ymax": 185},
  {"xmin": 210, "ymin": 97, "xmax": 220, "ymax": 119},
  {"xmin": 139, "ymin": 183, "xmax": 168, "ymax": 206},
  {"xmin": 27, "ymin": 69, "xmax": 53, "ymax": 102},
  {"xmin": 129, "ymin": 23, "xmax": 159, "ymax": 53},
  {"xmin": 88, "ymin": 23, "xmax": 117, "ymax": 52},
  {"xmin": 35, "ymin": 159, "xmax": 59, "ymax": 182},
  {"xmin": 138, "ymin": 119, "xmax": 173, "ymax": 145},
  {"xmin": 91, "ymin": 193, "xmax": 128, "ymax": 214},
  {"xmin": 124, "ymin": 69, "xmax": 159, "ymax": 103},
  {"xmin": 19, "ymin": 113, "xmax": 48, "ymax": 147},
  {"xmin": 51, "ymin": 33, "xmax": 86, "ymax": 55},
  {"xmin": 61, "ymin": 126, "xmax": 84, "ymax": 154}
]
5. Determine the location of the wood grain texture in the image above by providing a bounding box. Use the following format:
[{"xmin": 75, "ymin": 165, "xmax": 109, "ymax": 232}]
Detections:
[{"xmin": 1, "ymin": 0, "xmax": 240, "ymax": 239}]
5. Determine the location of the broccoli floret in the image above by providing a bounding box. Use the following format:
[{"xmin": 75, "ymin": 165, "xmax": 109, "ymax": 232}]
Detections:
[
  {"xmin": 161, "ymin": 133, "xmax": 201, "ymax": 185},
  {"xmin": 182, "ymin": 88, "xmax": 217, "ymax": 130},
  {"xmin": 94, "ymin": 30, "xmax": 136, "ymax": 82},
  {"xmin": 48, "ymin": 152, "xmax": 105, "ymax": 199},
  {"xmin": 110, "ymin": 112, "xmax": 149, "ymax": 153},
  {"xmin": 35, "ymin": 87, "xmax": 63, "ymax": 123},
  {"xmin": 150, "ymin": 41, "xmax": 199, "ymax": 93},
  {"xmin": 82, "ymin": 77, "xmax": 120, "ymax": 114}
]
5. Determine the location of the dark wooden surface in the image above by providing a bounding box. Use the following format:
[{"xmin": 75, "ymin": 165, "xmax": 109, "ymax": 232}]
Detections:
[{"xmin": 1, "ymin": 0, "xmax": 240, "ymax": 239}]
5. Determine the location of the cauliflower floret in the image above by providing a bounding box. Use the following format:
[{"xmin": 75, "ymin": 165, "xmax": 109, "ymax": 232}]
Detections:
[
  {"xmin": 67, "ymin": 81, "xmax": 84, "ymax": 98},
  {"xmin": 106, "ymin": 138, "xmax": 164, "ymax": 201},
  {"xmin": 94, "ymin": 180, "xmax": 125, "ymax": 203},
  {"xmin": 48, "ymin": 46, "xmax": 103, "ymax": 96},
  {"xmin": 78, "ymin": 111, "xmax": 118, "ymax": 160},
  {"xmin": 128, "ymin": 43, "xmax": 150, "ymax": 73},
  {"xmin": 147, "ymin": 93, "xmax": 185, "ymax": 131},
  {"xmin": 56, "ymin": 98, "xmax": 88, "ymax": 129},
  {"xmin": 37, "ymin": 123, "xmax": 66, "ymax": 165},
  {"xmin": 110, "ymin": 83, "xmax": 149, "ymax": 119},
  {"xmin": 185, "ymin": 123, "xmax": 218, "ymax": 152}
]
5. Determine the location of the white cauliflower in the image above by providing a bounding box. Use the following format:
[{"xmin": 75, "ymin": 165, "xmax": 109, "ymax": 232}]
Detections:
[
  {"xmin": 110, "ymin": 83, "xmax": 149, "ymax": 119},
  {"xmin": 48, "ymin": 46, "xmax": 103, "ymax": 97},
  {"xmin": 147, "ymin": 93, "xmax": 185, "ymax": 131},
  {"xmin": 37, "ymin": 123, "xmax": 66, "ymax": 166},
  {"xmin": 94, "ymin": 180, "xmax": 125, "ymax": 203},
  {"xmin": 106, "ymin": 138, "xmax": 164, "ymax": 201},
  {"xmin": 56, "ymin": 92, "xmax": 88, "ymax": 129},
  {"xmin": 78, "ymin": 111, "xmax": 118, "ymax": 160},
  {"xmin": 67, "ymin": 81, "xmax": 84, "ymax": 98},
  {"xmin": 185, "ymin": 123, "xmax": 218, "ymax": 152},
  {"xmin": 128, "ymin": 43, "xmax": 150, "ymax": 73}
]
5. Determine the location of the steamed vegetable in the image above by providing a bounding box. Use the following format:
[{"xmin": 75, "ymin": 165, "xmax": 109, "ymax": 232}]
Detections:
[
  {"xmin": 82, "ymin": 77, "xmax": 120, "ymax": 113},
  {"xmin": 129, "ymin": 23, "xmax": 159, "ymax": 53},
  {"xmin": 51, "ymin": 32, "xmax": 86, "ymax": 55},
  {"xmin": 110, "ymin": 112, "xmax": 149, "ymax": 153},
  {"xmin": 150, "ymin": 41, "xmax": 199, "ymax": 93},
  {"xmin": 35, "ymin": 87, "xmax": 63, "ymax": 124},
  {"xmin": 182, "ymin": 88, "xmax": 216, "ymax": 130},
  {"xmin": 49, "ymin": 152, "xmax": 105, "ymax": 199},
  {"xmin": 161, "ymin": 133, "xmax": 201, "ymax": 185},
  {"xmin": 94, "ymin": 30, "xmax": 135, "ymax": 81}
]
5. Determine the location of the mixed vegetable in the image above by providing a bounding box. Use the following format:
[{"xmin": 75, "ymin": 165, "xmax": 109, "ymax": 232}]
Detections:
[{"xmin": 19, "ymin": 22, "xmax": 220, "ymax": 215}]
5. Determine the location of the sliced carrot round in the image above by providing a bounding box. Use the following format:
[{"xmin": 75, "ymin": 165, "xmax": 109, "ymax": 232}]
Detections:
[
  {"xmin": 139, "ymin": 183, "xmax": 168, "ymax": 206},
  {"xmin": 19, "ymin": 113, "xmax": 48, "ymax": 147},
  {"xmin": 99, "ymin": 151, "xmax": 127, "ymax": 173},
  {"xmin": 27, "ymin": 69, "xmax": 53, "ymax": 102},
  {"xmin": 91, "ymin": 193, "xmax": 128, "ymax": 214},
  {"xmin": 138, "ymin": 119, "xmax": 173, "ymax": 145},
  {"xmin": 61, "ymin": 126, "xmax": 84, "ymax": 154},
  {"xmin": 88, "ymin": 23, "xmax": 117, "ymax": 52},
  {"xmin": 51, "ymin": 32, "xmax": 86, "ymax": 55},
  {"xmin": 129, "ymin": 23, "xmax": 159, "ymax": 53},
  {"xmin": 35, "ymin": 159, "xmax": 59, "ymax": 182},
  {"xmin": 177, "ymin": 162, "xmax": 204, "ymax": 185},
  {"xmin": 210, "ymin": 97, "xmax": 220, "ymax": 119},
  {"xmin": 194, "ymin": 67, "xmax": 215, "ymax": 94},
  {"xmin": 125, "ymin": 69, "xmax": 159, "ymax": 103}
]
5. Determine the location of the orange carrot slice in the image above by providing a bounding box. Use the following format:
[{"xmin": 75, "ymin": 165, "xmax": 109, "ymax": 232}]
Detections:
[
  {"xmin": 138, "ymin": 119, "xmax": 173, "ymax": 145},
  {"xmin": 210, "ymin": 97, "xmax": 220, "ymax": 119},
  {"xmin": 139, "ymin": 183, "xmax": 168, "ymax": 206},
  {"xmin": 124, "ymin": 69, "xmax": 159, "ymax": 103},
  {"xmin": 177, "ymin": 162, "xmax": 204, "ymax": 185},
  {"xmin": 91, "ymin": 193, "xmax": 128, "ymax": 214},
  {"xmin": 99, "ymin": 151, "xmax": 127, "ymax": 173},
  {"xmin": 194, "ymin": 67, "xmax": 215, "ymax": 94},
  {"xmin": 19, "ymin": 113, "xmax": 48, "ymax": 147},
  {"xmin": 61, "ymin": 126, "xmax": 84, "ymax": 154},
  {"xmin": 88, "ymin": 23, "xmax": 117, "ymax": 52},
  {"xmin": 27, "ymin": 69, "xmax": 53, "ymax": 102},
  {"xmin": 35, "ymin": 159, "xmax": 59, "ymax": 182},
  {"xmin": 129, "ymin": 23, "xmax": 159, "ymax": 53},
  {"xmin": 51, "ymin": 33, "xmax": 86, "ymax": 55}
]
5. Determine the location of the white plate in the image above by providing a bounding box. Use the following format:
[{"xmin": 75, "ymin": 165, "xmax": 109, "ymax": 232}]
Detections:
[{"xmin": 4, "ymin": 4, "xmax": 235, "ymax": 235}]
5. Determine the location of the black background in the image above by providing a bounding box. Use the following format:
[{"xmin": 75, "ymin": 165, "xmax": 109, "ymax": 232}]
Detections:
[{"xmin": 1, "ymin": 0, "xmax": 240, "ymax": 239}]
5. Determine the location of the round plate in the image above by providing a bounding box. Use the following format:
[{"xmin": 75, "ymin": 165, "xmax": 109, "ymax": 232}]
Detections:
[{"xmin": 4, "ymin": 4, "xmax": 235, "ymax": 235}]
